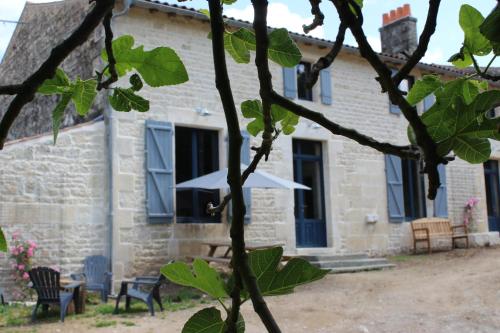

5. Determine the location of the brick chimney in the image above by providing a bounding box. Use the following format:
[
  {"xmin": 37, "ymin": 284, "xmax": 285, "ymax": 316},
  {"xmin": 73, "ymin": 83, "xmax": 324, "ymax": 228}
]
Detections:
[{"xmin": 379, "ymin": 4, "xmax": 417, "ymax": 56}]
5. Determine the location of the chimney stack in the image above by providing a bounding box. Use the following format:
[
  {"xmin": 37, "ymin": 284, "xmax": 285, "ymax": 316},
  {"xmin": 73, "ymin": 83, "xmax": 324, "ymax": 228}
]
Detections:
[{"xmin": 379, "ymin": 4, "xmax": 417, "ymax": 56}]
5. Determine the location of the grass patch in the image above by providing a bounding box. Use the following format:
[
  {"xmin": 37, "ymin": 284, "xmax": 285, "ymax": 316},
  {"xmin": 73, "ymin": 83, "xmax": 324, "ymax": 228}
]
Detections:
[
  {"xmin": 94, "ymin": 304, "xmax": 115, "ymax": 315},
  {"xmin": 94, "ymin": 320, "xmax": 117, "ymax": 328},
  {"xmin": 121, "ymin": 321, "xmax": 136, "ymax": 326}
]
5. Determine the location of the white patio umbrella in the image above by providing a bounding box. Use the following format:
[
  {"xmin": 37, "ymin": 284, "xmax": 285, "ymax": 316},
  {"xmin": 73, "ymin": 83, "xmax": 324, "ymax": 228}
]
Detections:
[{"xmin": 176, "ymin": 164, "xmax": 310, "ymax": 190}]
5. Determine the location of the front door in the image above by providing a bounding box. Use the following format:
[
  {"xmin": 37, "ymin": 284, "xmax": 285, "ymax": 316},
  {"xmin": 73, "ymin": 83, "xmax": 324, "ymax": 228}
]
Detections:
[
  {"xmin": 293, "ymin": 139, "xmax": 327, "ymax": 247},
  {"xmin": 484, "ymin": 160, "xmax": 500, "ymax": 232}
]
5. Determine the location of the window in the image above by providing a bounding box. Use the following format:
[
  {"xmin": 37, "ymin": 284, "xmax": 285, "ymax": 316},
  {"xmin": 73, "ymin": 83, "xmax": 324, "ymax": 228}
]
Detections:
[
  {"xmin": 175, "ymin": 127, "xmax": 220, "ymax": 223},
  {"xmin": 297, "ymin": 62, "xmax": 313, "ymax": 101},
  {"xmin": 401, "ymin": 158, "xmax": 427, "ymax": 220}
]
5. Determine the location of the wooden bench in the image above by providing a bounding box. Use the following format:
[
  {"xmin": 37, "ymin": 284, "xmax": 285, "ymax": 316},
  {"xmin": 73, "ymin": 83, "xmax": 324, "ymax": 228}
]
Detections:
[{"xmin": 411, "ymin": 218, "xmax": 468, "ymax": 254}]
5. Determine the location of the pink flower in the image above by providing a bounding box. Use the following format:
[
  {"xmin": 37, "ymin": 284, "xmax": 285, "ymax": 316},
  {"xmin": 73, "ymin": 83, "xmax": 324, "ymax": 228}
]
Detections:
[
  {"xmin": 22, "ymin": 272, "xmax": 30, "ymax": 280},
  {"xmin": 17, "ymin": 264, "xmax": 25, "ymax": 271},
  {"xmin": 27, "ymin": 248, "xmax": 33, "ymax": 257},
  {"xmin": 27, "ymin": 240, "xmax": 37, "ymax": 249},
  {"xmin": 12, "ymin": 231, "xmax": 20, "ymax": 240}
]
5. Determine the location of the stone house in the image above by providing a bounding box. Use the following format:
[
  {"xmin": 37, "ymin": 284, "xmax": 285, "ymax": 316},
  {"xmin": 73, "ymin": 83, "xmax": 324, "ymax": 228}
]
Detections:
[{"xmin": 0, "ymin": 0, "xmax": 499, "ymax": 292}]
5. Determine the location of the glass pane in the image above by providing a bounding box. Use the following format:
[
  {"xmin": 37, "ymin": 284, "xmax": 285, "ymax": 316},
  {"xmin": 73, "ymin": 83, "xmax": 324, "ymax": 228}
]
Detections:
[
  {"xmin": 297, "ymin": 62, "xmax": 313, "ymax": 101},
  {"xmin": 301, "ymin": 160, "xmax": 323, "ymax": 220}
]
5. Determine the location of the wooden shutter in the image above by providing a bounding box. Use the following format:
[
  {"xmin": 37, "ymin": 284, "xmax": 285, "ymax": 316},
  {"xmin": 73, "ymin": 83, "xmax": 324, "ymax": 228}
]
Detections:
[
  {"xmin": 320, "ymin": 68, "xmax": 332, "ymax": 105},
  {"xmin": 434, "ymin": 164, "xmax": 448, "ymax": 217},
  {"xmin": 227, "ymin": 131, "xmax": 252, "ymax": 224},
  {"xmin": 385, "ymin": 154, "xmax": 405, "ymax": 222},
  {"xmin": 283, "ymin": 67, "xmax": 297, "ymax": 99},
  {"xmin": 145, "ymin": 120, "xmax": 174, "ymax": 224}
]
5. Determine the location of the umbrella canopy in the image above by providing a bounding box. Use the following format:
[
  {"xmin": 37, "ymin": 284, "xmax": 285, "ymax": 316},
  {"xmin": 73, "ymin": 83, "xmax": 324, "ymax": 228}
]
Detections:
[{"xmin": 176, "ymin": 164, "xmax": 310, "ymax": 190}]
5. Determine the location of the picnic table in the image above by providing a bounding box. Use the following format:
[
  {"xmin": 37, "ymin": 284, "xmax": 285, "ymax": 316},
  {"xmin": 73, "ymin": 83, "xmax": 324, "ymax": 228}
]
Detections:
[{"xmin": 189, "ymin": 240, "xmax": 285, "ymax": 265}]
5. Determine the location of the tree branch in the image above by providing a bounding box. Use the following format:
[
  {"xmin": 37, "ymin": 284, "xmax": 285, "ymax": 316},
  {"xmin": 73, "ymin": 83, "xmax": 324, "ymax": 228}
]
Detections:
[
  {"xmin": 307, "ymin": 22, "xmax": 347, "ymax": 88},
  {"xmin": 471, "ymin": 55, "xmax": 500, "ymax": 82},
  {"xmin": 270, "ymin": 92, "xmax": 420, "ymax": 159},
  {"xmin": 392, "ymin": 0, "xmax": 441, "ymax": 86},
  {"xmin": 303, "ymin": 0, "xmax": 324, "ymax": 34},
  {"xmin": 0, "ymin": 0, "xmax": 115, "ymax": 149},
  {"xmin": 208, "ymin": 2, "xmax": 280, "ymax": 332},
  {"xmin": 331, "ymin": 0, "xmax": 444, "ymax": 199},
  {"xmin": 0, "ymin": 85, "xmax": 23, "ymax": 95},
  {"xmin": 97, "ymin": 10, "xmax": 118, "ymax": 90}
]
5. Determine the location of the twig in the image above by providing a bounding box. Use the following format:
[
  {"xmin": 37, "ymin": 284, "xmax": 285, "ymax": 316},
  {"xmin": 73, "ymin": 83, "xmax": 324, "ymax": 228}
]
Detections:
[
  {"xmin": 307, "ymin": 22, "xmax": 347, "ymax": 87},
  {"xmin": 97, "ymin": 10, "xmax": 118, "ymax": 90},
  {"xmin": 303, "ymin": 0, "xmax": 324, "ymax": 34},
  {"xmin": 392, "ymin": 0, "xmax": 441, "ymax": 86},
  {"xmin": 471, "ymin": 54, "xmax": 500, "ymax": 82},
  {"xmin": 0, "ymin": 0, "xmax": 116, "ymax": 149}
]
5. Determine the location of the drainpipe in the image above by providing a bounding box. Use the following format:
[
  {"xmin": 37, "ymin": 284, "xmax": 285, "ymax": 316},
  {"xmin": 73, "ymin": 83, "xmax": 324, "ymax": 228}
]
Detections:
[{"xmin": 105, "ymin": 93, "xmax": 115, "ymax": 285}]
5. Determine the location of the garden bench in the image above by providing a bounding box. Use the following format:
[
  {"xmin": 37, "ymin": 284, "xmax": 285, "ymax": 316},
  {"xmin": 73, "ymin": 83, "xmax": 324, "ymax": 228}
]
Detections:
[{"xmin": 411, "ymin": 217, "xmax": 469, "ymax": 254}]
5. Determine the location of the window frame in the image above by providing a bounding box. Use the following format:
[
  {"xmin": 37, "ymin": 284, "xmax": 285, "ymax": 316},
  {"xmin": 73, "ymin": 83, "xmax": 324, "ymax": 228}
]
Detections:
[
  {"xmin": 401, "ymin": 158, "xmax": 427, "ymax": 221},
  {"xmin": 297, "ymin": 61, "xmax": 313, "ymax": 102}
]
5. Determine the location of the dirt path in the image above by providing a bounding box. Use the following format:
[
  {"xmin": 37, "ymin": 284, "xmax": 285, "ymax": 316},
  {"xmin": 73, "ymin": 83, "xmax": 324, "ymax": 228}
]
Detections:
[{"xmin": 10, "ymin": 247, "xmax": 500, "ymax": 333}]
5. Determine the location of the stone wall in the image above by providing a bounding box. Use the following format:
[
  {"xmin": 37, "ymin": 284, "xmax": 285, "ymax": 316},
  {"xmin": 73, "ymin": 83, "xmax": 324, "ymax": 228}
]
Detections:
[
  {"xmin": 0, "ymin": 0, "xmax": 105, "ymax": 141},
  {"xmin": 0, "ymin": 122, "xmax": 108, "ymax": 299}
]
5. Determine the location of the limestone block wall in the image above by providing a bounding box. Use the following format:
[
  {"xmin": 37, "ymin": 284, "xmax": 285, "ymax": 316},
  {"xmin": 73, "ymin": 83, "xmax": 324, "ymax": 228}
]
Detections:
[
  {"xmin": 0, "ymin": 122, "xmax": 108, "ymax": 298},
  {"xmin": 0, "ymin": 0, "xmax": 105, "ymax": 141}
]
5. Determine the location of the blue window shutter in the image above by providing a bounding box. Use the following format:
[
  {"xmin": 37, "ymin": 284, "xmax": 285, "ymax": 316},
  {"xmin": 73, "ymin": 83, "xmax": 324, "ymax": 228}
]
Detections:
[
  {"xmin": 423, "ymin": 93, "xmax": 436, "ymax": 112},
  {"xmin": 385, "ymin": 154, "xmax": 405, "ymax": 222},
  {"xmin": 434, "ymin": 164, "xmax": 448, "ymax": 217},
  {"xmin": 389, "ymin": 69, "xmax": 401, "ymax": 114},
  {"xmin": 241, "ymin": 131, "xmax": 252, "ymax": 224},
  {"xmin": 145, "ymin": 120, "xmax": 174, "ymax": 224},
  {"xmin": 283, "ymin": 67, "xmax": 297, "ymax": 99},
  {"xmin": 320, "ymin": 68, "xmax": 332, "ymax": 105}
]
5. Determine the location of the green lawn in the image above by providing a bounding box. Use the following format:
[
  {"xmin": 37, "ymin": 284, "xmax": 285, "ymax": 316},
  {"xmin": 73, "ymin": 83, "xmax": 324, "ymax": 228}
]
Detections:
[{"xmin": 0, "ymin": 287, "xmax": 206, "ymax": 330}]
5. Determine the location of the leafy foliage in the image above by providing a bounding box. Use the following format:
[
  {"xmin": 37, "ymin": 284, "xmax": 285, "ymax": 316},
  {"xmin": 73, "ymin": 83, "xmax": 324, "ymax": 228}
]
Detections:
[
  {"xmin": 241, "ymin": 100, "xmax": 299, "ymax": 136},
  {"xmin": 409, "ymin": 75, "xmax": 500, "ymax": 163},
  {"xmin": 268, "ymin": 28, "xmax": 302, "ymax": 67},
  {"xmin": 161, "ymin": 259, "xmax": 228, "ymax": 299},
  {"xmin": 244, "ymin": 247, "xmax": 328, "ymax": 296},
  {"xmin": 480, "ymin": 6, "xmax": 500, "ymax": 43},
  {"xmin": 0, "ymin": 227, "xmax": 6, "ymax": 252},
  {"xmin": 182, "ymin": 308, "xmax": 244, "ymax": 333},
  {"xmin": 102, "ymin": 35, "xmax": 188, "ymax": 87},
  {"xmin": 38, "ymin": 69, "xmax": 97, "ymax": 142},
  {"xmin": 223, "ymin": 29, "xmax": 256, "ymax": 64}
]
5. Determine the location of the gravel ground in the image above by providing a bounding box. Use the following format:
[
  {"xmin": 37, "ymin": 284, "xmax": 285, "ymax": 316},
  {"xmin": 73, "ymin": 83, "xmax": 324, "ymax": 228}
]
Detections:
[{"xmin": 8, "ymin": 246, "xmax": 500, "ymax": 333}]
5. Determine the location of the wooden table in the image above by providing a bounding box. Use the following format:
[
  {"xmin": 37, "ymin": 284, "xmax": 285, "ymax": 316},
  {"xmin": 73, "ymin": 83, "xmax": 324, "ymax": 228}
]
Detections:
[{"xmin": 60, "ymin": 278, "xmax": 86, "ymax": 314}]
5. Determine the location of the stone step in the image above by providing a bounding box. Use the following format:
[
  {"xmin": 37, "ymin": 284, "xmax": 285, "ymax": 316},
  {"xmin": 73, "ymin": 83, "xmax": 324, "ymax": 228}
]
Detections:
[
  {"xmin": 326, "ymin": 263, "xmax": 396, "ymax": 274},
  {"xmin": 312, "ymin": 258, "xmax": 391, "ymax": 269},
  {"xmin": 296, "ymin": 253, "xmax": 368, "ymax": 262}
]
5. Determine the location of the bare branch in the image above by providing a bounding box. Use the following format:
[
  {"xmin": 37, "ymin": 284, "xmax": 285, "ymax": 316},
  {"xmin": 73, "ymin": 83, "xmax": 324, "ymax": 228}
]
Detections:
[
  {"xmin": 270, "ymin": 92, "xmax": 419, "ymax": 159},
  {"xmin": 307, "ymin": 23, "xmax": 347, "ymax": 87},
  {"xmin": 303, "ymin": 0, "xmax": 324, "ymax": 34},
  {"xmin": 97, "ymin": 11, "xmax": 118, "ymax": 90},
  {"xmin": 0, "ymin": 0, "xmax": 116, "ymax": 149},
  {"xmin": 331, "ymin": 0, "xmax": 444, "ymax": 199},
  {"xmin": 393, "ymin": 0, "xmax": 441, "ymax": 86},
  {"xmin": 0, "ymin": 85, "xmax": 23, "ymax": 95}
]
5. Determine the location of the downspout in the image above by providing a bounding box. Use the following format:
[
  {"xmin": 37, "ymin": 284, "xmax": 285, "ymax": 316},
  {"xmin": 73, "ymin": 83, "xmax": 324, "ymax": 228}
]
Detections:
[{"xmin": 105, "ymin": 93, "xmax": 115, "ymax": 282}]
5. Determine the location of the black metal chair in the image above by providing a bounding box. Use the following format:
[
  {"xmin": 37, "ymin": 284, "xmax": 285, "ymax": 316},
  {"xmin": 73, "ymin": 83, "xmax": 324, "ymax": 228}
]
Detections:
[
  {"xmin": 114, "ymin": 275, "xmax": 165, "ymax": 316},
  {"xmin": 71, "ymin": 255, "xmax": 112, "ymax": 302},
  {"xmin": 29, "ymin": 267, "xmax": 80, "ymax": 322}
]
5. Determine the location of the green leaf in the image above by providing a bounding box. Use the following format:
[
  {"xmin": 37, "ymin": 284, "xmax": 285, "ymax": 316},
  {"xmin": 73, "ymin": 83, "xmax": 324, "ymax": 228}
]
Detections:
[
  {"xmin": 109, "ymin": 88, "xmax": 149, "ymax": 112},
  {"xmin": 449, "ymin": 49, "xmax": 473, "ymax": 68},
  {"xmin": 38, "ymin": 68, "xmax": 72, "ymax": 95},
  {"xmin": 71, "ymin": 78, "xmax": 97, "ymax": 116},
  {"xmin": 52, "ymin": 93, "xmax": 72, "ymax": 143},
  {"xmin": 0, "ymin": 227, "xmax": 6, "ymax": 253},
  {"xmin": 161, "ymin": 259, "xmax": 228, "ymax": 299},
  {"xmin": 270, "ymin": 104, "xmax": 288, "ymax": 122},
  {"xmin": 268, "ymin": 28, "xmax": 302, "ymax": 68},
  {"xmin": 480, "ymin": 6, "xmax": 500, "ymax": 42},
  {"xmin": 241, "ymin": 100, "xmax": 264, "ymax": 136},
  {"xmin": 459, "ymin": 5, "xmax": 492, "ymax": 56},
  {"xmin": 223, "ymin": 29, "xmax": 256, "ymax": 64},
  {"xmin": 244, "ymin": 247, "xmax": 328, "ymax": 297},
  {"xmin": 222, "ymin": 0, "xmax": 238, "ymax": 4},
  {"xmin": 129, "ymin": 74, "xmax": 143, "ymax": 91},
  {"xmin": 182, "ymin": 307, "xmax": 244, "ymax": 333},
  {"xmin": 280, "ymin": 112, "xmax": 299, "ymax": 135},
  {"xmin": 406, "ymin": 75, "xmax": 442, "ymax": 106},
  {"xmin": 105, "ymin": 35, "xmax": 188, "ymax": 87}
]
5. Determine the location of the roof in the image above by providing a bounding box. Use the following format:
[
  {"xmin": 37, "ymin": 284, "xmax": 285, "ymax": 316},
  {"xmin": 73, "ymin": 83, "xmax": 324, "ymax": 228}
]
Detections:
[{"xmin": 131, "ymin": 0, "xmax": 497, "ymax": 85}]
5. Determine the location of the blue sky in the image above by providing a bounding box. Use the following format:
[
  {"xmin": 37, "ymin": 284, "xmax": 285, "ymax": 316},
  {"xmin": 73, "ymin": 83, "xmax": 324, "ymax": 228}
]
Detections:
[{"xmin": 0, "ymin": 0, "xmax": 497, "ymax": 66}]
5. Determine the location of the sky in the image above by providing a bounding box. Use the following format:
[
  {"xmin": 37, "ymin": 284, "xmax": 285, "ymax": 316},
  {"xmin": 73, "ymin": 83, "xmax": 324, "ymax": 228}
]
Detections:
[{"xmin": 0, "ymin": 0, "xmax": 497, "ymax": 66}]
